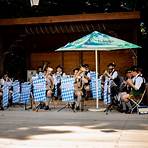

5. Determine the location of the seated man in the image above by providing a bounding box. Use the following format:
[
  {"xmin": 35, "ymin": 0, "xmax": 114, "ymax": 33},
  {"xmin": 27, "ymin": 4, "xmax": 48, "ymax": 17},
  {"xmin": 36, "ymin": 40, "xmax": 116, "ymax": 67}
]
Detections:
[
  {"xmin": 45, "ymin": 66, "xmax": 54, "ymax": 110},
  {"xmin": 82, "ymin": 64, "xmax": 91, "ymax": 99},
  {"xmin": 118, "ymin": 68, "xmax": 133, "ymax": 112},
  {"xmin": 53, "ymin": 65, "xmax": 66, "ymax": 100},
  {"xmin": 121, "ymin": 66, "xmax": 146, "ymax": 113},
  {"xmin": 73, "ymin": 68, "xmax": 84, "ymax": 111}
]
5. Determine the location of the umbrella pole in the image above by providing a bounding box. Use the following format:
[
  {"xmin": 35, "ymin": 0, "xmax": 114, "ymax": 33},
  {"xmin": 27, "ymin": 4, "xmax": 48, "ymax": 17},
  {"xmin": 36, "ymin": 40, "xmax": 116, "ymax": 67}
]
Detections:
[{"xmin": 95, "ymin": 50, "xmax": 99, "ymax": 109}]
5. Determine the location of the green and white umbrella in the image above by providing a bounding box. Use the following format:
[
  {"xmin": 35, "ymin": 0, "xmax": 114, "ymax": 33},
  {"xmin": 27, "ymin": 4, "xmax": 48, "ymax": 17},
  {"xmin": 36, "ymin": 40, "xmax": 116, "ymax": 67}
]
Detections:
[{"xmin": 56, "ymin": 31, "xmax": 141, "ymax": 109}]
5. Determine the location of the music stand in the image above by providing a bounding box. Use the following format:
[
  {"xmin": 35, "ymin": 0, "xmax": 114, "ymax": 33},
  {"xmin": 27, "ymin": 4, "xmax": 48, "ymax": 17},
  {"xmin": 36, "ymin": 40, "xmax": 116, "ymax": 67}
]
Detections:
[
  {"xmin": 32, "ymin": 77, "xmax": 47, "ymax": 112},
  {"xmin": 57, "ymin": 77, "xmax": 75, "ymax": 112},
  {"xmin": 104, "ymin": 79, "xmax": 112, "ymax": 115},
  {"xmin": 104, "ymin": 79, "xmax": 119, "ymax": 114},
  {"xmin": 24, "ymin": 92, "xmax": 33, "ymax": 110},
  {"xmin": 57, "ymin": 102, "xmax": 75, "ymax": 112},
  {"xmin": 20, "ymin": 82, "xmax": 31, "ymax": 110}
]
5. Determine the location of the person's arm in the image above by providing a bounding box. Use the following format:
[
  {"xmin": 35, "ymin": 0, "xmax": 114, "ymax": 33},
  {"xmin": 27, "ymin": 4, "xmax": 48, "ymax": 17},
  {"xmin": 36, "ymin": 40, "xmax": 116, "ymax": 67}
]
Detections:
[
  {"xmin": 126, "ymin": 79, "xmax": 136, "ymax": 89},
  {"xmin": 126, "ymin": 77, "xmax": 143, "ymax": 90},
  {"xmin": 103, "ymin": 70, "xmax": 111, "ymax": 78}
]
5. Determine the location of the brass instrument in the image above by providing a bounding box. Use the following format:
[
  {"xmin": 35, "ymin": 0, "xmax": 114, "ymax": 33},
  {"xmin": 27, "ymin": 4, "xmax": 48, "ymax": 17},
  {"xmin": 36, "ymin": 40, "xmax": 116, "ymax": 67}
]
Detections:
[
  {"xmin": 74, "ymin": 66, "xmax": 90, "ymax": 91},
  {"xmin": 103, "ymin": 70, "xmax": 112, "ymax": 78},
  {"xmin": 75, "ymin": 66, "xmax": 86, "ymax": 78},
  {"xmin": 73, "ymin": 66, "xmax": 86, "ymax": 91}
]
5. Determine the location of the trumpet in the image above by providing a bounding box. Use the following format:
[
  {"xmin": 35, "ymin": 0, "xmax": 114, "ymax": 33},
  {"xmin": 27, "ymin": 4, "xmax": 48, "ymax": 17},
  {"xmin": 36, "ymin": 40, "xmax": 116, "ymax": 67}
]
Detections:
[
  {"xmin": 102, "ymin": 70, "xmax": 112, "ymax": 79},
  {"xmin": 75, "ymin": 66, "xmax": 86, "ymax": 78}
]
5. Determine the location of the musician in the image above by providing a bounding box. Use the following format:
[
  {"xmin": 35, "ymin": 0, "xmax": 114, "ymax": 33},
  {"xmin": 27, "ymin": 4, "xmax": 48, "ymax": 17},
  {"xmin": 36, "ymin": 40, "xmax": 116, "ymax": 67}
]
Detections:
[
  {"xmin": 0, "ymin": 73, "xmax": 13, "ymax": 107},
  {"xmin": 118, "ymin": 68, "xmax": 133, "ymax": 112},
  {"xmin": 121, "ymin": 66, "xmax": 146, "ymax": 104},
  {"xmin": 82, "ymin": 64, "xmax": 91, "ymax": 99},
  {"xmin": 120, "ymin": 68, "xmax": 133, "ymax": 93},
  {"xmin": 53, "ymin": 65, "xmax": 65, "ymax": 100},
  {"xmin": 73, "ymin": 68, "xmax": 83, "ymax": 111},
  {"xmin": 1, "ymin": 74, "xmax": 13, "ymax": 86},
  {"xmin": 103, "ymin": 63, "xmax": 119, "ymax": 84},
  {"xmin": 45, "ymin": 66, "xmax": 54, "ymax": 109},
  {"xmin": 102, "ymin": 62, "xmax": 120, "ymax": 105}
]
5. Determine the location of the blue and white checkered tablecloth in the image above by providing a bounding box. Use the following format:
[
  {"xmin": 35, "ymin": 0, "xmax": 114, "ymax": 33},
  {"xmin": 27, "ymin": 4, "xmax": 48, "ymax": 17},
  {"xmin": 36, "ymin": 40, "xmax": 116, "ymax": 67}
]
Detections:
[
  {"xmin": 33, "ymin": 78, "xmax": 46, "ymax": 102},
  {"xmin": 90, "ymin": 71, "xmax": 97, "ymax": 79},
  {"xmin": 12, "ymin": 80, "xmax": 20, "ymax": 103},
  {"xmin": 103, "ymin": 79, "xmax": 111, "ymax": 104},
  {"xmin": 2, "ymin": 84, "xmax": 9, "ymax": 108},
  {"xmin": 90, "ymin": 71, "xmax": 96, "ymax": 92},
  {"xmin": 61, "ymin": 77, "xmax": 75, "ymax": 102},
  {"xmin": 20, "ymin": 82, "xmax": 31, "ymax": 104},
  {"xmin": 90, "ymin": 78, "xmax": 101, "ymax": 99}
]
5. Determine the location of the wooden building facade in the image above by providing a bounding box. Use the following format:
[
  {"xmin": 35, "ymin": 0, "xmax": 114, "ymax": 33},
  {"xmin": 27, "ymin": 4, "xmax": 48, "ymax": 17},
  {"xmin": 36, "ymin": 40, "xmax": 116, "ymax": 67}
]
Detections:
[{"xmin": 0, "ymin": 11, "xmax": 141, "ymax": 79}]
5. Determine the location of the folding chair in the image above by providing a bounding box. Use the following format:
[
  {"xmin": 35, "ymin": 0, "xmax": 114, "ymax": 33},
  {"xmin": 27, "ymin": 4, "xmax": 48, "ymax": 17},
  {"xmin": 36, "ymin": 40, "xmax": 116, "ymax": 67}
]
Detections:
[{"xmin": 130, "ymin": 88, "xmax": 146, "ymax": 114}]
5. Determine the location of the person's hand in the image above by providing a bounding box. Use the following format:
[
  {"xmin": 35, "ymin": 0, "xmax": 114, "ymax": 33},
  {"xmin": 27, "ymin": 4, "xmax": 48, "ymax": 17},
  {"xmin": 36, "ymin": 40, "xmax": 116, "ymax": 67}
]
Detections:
[
  {"xmin": 126, "ymin": 79, "xmax": 133, "ymax": 86},
  {"xmin": 104, "ymin": 70, "xmax": 108, "ymax": 74},
  {"xmin": 123, "ymin": 80, "xmax": 127, "ymax": 85},
  {"xmin": 103, "ymin": 70, "xmax": 110, "ymax": 78}
]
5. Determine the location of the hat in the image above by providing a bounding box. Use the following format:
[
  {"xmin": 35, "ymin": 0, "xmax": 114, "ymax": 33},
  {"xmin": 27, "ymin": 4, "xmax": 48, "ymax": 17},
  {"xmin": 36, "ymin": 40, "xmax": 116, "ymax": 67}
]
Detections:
[
  {"xmin": 107, "ymin": 62, "xmax": 116, "ymax": 67},
  {"xmin": 125, "ymin": 68, "xmax": 132, "ymax": 73},
  {"xmin": 130, "ymin": 66, "xmax": 138, "ymax": 72},
  {"xmin": 81, "ymin": 64, "xmax": 89, "ymax": 68},
  {"xmin": 56, "ymin": 65, "xmax": 63, "ymax": 70},
  {"xmin": 47, "ymin": 67, "xmax": 53, "ymax": 72}
]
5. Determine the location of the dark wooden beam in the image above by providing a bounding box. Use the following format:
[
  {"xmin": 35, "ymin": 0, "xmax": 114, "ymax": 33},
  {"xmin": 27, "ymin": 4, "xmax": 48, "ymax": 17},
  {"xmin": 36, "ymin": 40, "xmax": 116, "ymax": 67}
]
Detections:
[{"xmin": 0, "ymin": 11, "xmax": 140, "ymax": 26}]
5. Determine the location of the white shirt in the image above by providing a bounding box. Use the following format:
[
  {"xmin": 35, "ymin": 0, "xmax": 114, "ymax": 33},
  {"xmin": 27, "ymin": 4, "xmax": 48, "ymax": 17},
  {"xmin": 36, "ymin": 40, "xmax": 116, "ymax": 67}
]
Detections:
[
  {"xmin": 110, "ymin": 71, "xmax": 118, "ymax": 80},
  {"xmin": 132, "ymin": 74, "xmax": 144, "ymax": 90}
]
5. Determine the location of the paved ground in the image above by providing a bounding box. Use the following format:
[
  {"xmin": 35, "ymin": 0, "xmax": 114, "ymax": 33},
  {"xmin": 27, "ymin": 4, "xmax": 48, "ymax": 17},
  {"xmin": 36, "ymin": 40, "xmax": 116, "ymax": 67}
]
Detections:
[{"xmin": 0, "ymin": 101, "xmax": 148, "ymax": 148}]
